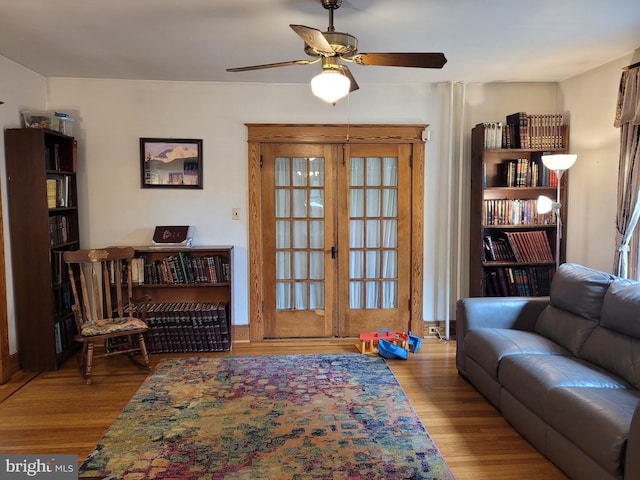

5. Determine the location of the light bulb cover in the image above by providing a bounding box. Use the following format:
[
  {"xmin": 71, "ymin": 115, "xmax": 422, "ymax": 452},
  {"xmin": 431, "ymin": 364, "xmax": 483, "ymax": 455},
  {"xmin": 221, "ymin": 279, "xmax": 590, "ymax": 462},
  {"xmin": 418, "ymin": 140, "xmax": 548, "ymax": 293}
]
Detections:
[
  {"xmin": 541, "ymin": 154, "xmax": 577, "ymax": 172},
  {"xmin": 311, "ymin": 70, "xmax": 351, "ymax": 103},
  {"xmin": 537, "ymin": 195, "xmax": 554, "ymax": 214}
]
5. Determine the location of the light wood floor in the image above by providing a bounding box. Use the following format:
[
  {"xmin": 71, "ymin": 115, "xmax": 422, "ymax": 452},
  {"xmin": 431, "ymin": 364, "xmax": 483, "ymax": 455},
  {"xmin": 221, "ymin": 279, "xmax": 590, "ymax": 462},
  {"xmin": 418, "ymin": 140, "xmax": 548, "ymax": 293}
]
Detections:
[{"xmin": 0, "ymin": 339, "xmax": 566, "ymax": 479}]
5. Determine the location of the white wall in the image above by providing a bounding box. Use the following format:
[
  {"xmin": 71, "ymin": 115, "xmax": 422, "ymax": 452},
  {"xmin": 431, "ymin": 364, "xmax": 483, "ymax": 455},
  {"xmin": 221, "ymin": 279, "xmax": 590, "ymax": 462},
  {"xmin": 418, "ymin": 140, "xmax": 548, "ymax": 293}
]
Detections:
[
  {"xmin": 0, "ymin": 56, "xmax": 629, "ymax": 350},
  {"xmin": 0, "ymin": 56, "xmax": 47, "ymax": 353}
]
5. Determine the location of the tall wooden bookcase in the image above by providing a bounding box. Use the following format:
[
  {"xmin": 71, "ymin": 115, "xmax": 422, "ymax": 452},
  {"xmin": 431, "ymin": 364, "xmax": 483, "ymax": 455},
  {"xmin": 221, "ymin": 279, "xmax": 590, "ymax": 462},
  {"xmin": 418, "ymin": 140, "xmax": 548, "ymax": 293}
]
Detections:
[
  {"xmin": 5, "ymin": 128, "xmax": 80, "ymax": 371},
  {"xmin": 469, "ymin": 124, "xmax": 569, "ymax": 297},
  {"xmin": 122, "ymin": 246, "xmax": 233, "ymax": 352}
]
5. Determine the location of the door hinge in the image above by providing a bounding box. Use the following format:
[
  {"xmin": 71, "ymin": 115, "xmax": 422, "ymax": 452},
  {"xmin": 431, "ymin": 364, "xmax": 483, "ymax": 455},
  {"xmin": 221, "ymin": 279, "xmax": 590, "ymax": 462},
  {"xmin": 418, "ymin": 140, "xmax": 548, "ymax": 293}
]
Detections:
[{"xmin": 260, "ymin": 155, "xmax": 263, "ymax": 168}]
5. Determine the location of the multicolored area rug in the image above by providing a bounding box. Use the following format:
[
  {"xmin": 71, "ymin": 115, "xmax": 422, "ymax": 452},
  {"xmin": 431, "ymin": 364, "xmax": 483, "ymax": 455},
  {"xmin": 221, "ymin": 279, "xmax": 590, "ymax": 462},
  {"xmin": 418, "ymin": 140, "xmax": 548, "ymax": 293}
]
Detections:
[{"xmin": 79, "ymin": 354, "xmax": 455, "ymax": 479}]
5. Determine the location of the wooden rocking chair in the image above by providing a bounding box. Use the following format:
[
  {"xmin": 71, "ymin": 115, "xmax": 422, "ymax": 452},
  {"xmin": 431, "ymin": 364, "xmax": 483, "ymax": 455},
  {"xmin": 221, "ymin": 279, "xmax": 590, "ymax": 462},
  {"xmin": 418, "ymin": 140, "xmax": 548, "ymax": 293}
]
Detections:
[{"xmin": 64, "ymin": 247, "xmax": 150, "ymax": 384}]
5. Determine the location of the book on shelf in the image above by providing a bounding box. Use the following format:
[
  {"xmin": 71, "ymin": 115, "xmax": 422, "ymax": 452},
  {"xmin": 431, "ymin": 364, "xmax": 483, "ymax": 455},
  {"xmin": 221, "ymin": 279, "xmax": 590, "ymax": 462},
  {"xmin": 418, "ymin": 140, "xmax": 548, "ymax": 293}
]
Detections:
[
  {"xmin": 479, "ymin": 112, "xmax": 566, "ymax": 150},
  {"xmin": 484, "ymin": 266, "xmax": 554, "ymax": 297},
  {"xmin": 137, "ymin": 301, "xmax": 231, "ymax": 353}
]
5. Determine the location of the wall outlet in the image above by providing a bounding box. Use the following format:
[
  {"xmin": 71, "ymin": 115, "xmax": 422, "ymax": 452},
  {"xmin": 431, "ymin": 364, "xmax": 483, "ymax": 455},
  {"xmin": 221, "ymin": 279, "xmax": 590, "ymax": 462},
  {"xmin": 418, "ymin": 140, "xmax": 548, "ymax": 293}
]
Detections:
[
  {"xmin": 232, "ymin": 208, "xmax": 240, "ymax": 220},
  {"xmin": 428, "ymin": 326, "xmax": 439, "ymax": 335}
]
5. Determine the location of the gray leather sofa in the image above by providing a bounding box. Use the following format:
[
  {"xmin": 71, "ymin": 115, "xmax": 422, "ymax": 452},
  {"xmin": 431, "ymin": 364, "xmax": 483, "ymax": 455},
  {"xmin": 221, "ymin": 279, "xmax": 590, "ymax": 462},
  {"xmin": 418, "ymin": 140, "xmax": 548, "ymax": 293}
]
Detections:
[{"xmin": 456, "ymin": 263, "xmax": 640, "ymax": 480}]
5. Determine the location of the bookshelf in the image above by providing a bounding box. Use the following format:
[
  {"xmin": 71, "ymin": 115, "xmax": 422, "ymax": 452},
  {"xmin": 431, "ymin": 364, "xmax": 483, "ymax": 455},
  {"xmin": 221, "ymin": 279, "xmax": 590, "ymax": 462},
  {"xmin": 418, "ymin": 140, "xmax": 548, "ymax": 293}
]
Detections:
[
  {"xmin": 469, "ymin": 121, "xmax": 569, "ymax": 297},
  {"xmin": 4, "ymin": 128, "xmax": 80, "ymax": 371},
  {"xmin": 118, "ymin": 246, "xmax": 233, "ymax": 352}
]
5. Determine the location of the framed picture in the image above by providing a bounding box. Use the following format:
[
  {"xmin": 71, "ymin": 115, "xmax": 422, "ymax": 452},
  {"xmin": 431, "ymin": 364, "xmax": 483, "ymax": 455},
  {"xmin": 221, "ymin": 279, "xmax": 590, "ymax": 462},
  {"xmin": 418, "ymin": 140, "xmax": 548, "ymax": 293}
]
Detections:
[{"xmin": 140, "ymin": 138, "xmax": 203, "ymax": 189}]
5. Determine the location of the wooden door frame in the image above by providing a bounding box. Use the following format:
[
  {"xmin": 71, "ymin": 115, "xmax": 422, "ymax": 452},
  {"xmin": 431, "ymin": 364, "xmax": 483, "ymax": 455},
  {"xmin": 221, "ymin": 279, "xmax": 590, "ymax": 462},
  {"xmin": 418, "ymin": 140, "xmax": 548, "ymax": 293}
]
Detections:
[{"xmin": 247, "ymin": 124, "xmax": 426, "ymax": 341}]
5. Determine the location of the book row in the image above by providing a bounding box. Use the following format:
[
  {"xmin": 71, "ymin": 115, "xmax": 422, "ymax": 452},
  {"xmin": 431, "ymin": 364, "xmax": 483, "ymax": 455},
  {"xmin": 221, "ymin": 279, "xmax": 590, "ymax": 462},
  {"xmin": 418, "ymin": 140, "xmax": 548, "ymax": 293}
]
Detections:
[
  {"xmin": 122, "ymin": 253, "xmax": 230, "ymax": 285},
  {"xmin": 493, "ymin": 158, "xmax": 558, "ymax": 188},
  {"xmin": 140, "ymin": 301, "xmax": 231, "ymax": 353},
  {"xmin": 477, "ymin": 112, "xmax": 566, "ymax": 150},
  {"xmin": 54, "ymin": 315, "xmax": 76, "ymax": 355},
  {"xmin": 484, "ymin": 199, "xmax": 557, "ymax": 226},
  {"xmin": 484, "ymin": 230, "xmax": 555, "ymax": 263},
  {"xmin": 484, "ymin": 266, "xmax": 555, "ymax": 297},
  {"xmin": 49, "ymin": 214, "xmax": 72, "ymax": 247},
  {"xmin": 46, "ymin": 175, "xmax": 73, "ymax": 209}
]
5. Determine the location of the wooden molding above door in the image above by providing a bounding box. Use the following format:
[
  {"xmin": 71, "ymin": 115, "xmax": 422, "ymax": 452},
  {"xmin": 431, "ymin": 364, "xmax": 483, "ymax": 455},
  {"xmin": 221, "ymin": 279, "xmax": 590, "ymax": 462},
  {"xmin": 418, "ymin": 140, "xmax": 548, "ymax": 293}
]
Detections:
[{"xmin": 246, "ymin": 124, "xmax": 426, "ymax": 341}]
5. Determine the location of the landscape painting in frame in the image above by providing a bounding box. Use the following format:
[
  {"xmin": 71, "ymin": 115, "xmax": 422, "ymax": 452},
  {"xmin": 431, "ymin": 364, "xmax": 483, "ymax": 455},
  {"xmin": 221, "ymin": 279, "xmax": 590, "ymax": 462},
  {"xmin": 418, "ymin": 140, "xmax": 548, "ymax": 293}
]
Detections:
[{"xmin": 140, "ymin": 138, "xmax": 203, "ymax": 189}]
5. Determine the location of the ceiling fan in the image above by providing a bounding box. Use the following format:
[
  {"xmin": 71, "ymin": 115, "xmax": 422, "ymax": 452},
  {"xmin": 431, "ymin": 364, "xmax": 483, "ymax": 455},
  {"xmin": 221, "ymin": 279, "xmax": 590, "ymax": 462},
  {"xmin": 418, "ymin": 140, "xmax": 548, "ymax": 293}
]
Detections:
[{"xmin": 226, "ymin": 0, "xmax": 447, "ymax": 103}]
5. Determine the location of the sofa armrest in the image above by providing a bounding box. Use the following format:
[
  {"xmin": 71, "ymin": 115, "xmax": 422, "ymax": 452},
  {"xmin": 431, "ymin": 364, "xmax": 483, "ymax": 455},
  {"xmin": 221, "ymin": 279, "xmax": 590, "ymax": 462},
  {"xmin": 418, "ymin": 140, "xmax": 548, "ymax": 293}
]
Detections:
[
  {"xmin": 455, "ymin": 296, "xmax": 549, "ymax": 375},
  {"xmin": 625, "ymin": 402, "xmax": 640, "ymax": 480}
]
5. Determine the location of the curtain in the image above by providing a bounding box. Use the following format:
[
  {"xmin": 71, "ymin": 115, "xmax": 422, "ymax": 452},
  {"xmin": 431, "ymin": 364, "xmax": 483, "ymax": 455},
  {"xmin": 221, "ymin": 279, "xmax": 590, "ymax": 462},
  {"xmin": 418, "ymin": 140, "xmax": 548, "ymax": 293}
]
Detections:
[{"xmin": 614, "ymin": 66, "xmax": 640, "ymax": 278}]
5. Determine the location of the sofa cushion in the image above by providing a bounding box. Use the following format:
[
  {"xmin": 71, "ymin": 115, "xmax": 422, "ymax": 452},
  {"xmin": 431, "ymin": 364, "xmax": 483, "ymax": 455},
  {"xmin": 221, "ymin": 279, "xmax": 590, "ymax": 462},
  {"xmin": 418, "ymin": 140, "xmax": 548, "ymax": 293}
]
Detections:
[
  {"xmin": 499, "ymin": 354, "xmax": 630, "ymax": 417},
  {"xmin": 581, "ymin": 326, "xmax": 640, "ymax": 390},
  {"xmin": 464, "ymin": 328, "xmax": 570, "ymax": 381},
  {"xmin": 600, "ymin": 278, "xmax": 640, "ymax": 338},
  {"xmin": 534, "ymin": 305, "xmax": 598, "ymax": 356},
  {"xmin": 545, "ymin": 263, "xmax": 615, "ymax": 319},
  {"xmin": 534, "ymin": 263, "xmax": 615, "ymax": 354},
  {"xmin": 545, "ymin": 387, "xmax": 640, "ymax": 479}
]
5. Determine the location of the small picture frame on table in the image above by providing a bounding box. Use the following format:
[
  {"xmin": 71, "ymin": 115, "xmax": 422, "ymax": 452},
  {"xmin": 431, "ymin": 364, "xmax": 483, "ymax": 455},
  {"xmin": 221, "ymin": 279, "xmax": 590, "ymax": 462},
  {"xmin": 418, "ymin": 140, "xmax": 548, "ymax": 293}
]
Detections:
[{"xmin": 140, "ymin": 138, "xmax": 203, "ymax": 189}]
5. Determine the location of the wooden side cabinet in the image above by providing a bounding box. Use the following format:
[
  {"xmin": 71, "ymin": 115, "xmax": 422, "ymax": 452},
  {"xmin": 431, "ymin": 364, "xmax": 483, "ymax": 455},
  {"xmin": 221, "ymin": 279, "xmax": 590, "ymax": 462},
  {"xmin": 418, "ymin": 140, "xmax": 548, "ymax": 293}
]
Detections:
[
  {"xmin": 469, "ymin": 124, "xmax": 569, "ymax": 297},
  {"xmin": 5, "ymin": 128, "xmax": 80, "ymax": 371},
  {"xmin": 122, "ymin": 246, "xmax": 233, "ymax": 352}
]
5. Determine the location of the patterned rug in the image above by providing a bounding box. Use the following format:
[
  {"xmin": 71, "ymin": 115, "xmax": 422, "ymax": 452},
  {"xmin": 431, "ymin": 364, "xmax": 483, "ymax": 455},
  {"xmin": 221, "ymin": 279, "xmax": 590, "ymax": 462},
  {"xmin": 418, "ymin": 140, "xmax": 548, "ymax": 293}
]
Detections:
[{"xmin": 79, "ymin": 354, "xmax": 455, "ymax": 479}]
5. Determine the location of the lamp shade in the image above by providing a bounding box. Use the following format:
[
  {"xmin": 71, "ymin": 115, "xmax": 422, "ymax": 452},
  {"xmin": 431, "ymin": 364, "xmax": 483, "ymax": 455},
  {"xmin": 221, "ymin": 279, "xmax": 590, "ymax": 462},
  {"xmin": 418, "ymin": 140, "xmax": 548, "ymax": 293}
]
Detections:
[
  {"xmin": 537, "ymin": 195, "xmax": 554, "ymax": 214},
  {"xmin": 311, "ymin": 70, "xmax": 351, "ymax": 103},
  {"xmin": 541, "ymin": 154, "xmax": 577, "ymax": 172}
]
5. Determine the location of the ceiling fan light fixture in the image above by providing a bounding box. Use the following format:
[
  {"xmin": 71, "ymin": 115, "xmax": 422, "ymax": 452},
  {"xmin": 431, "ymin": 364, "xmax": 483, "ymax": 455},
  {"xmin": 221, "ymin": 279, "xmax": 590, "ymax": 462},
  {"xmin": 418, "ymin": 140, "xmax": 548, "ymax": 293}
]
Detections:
[{"xmin": 311, "ymin": 69, "xmax": 351, "ymax": 103}]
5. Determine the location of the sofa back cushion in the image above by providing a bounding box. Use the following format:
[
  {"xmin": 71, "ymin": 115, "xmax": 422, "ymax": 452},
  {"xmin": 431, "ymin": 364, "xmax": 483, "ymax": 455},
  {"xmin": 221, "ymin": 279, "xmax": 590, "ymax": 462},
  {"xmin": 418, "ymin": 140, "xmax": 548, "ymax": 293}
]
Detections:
[
  {"xmin": 579, "ymin": 278, "xmax": 640, "ymax": 389},
  {"xmin": 534, "ymin": 263, "xmax": 615, "ymax": 355},
  {"xmin": 600, "ymin": 278, "xmax": 640, "ymax": 337}
]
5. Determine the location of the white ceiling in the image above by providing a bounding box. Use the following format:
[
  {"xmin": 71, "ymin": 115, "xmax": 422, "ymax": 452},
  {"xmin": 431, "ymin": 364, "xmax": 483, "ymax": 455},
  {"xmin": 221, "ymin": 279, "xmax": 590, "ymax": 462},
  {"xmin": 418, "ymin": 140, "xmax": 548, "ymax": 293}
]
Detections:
[{"xmin": 1, "ymin": 0, "xmax": 640, "ymax": 86}]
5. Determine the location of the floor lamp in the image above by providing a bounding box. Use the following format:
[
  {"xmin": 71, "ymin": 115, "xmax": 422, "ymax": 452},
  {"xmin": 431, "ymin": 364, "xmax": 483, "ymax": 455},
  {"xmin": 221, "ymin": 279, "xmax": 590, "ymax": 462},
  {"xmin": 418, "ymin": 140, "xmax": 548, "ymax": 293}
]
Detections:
[{"xmin": 537, "ymin": 154, "xmax": 577, "ymax": 270}]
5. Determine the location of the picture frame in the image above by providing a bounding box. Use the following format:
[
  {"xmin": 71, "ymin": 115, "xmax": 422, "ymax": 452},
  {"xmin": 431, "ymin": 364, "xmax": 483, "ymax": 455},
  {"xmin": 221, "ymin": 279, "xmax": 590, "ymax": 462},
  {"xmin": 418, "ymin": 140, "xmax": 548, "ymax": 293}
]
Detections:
[{"xmin": 140, "ymin": 138, "xmax": 203, "ymax": 189}]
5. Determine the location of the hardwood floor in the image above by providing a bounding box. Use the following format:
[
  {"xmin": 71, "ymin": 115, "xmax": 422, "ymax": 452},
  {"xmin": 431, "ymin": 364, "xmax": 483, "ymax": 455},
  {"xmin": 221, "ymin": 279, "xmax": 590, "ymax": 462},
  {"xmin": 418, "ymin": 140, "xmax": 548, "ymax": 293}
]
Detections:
[{"xmin": 0, "ymin": 339, "xmax": 566, "ymax": 479}]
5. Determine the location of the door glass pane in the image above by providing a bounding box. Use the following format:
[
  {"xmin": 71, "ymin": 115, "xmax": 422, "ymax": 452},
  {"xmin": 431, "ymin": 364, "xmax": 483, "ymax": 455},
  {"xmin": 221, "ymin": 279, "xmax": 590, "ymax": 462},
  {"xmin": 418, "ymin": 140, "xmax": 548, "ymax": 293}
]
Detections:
[
  {"xmin": 350, "ymin": 281, "xmax": 363, "ymax": 309},
  {"xmin": 366, "ymin": 189, "xmax": 380, "ymax": 217},
  {"xmin": 383, "ymin": 189, "xmax": 398, "ymax": 216},
  {"xmin": 309, "ymin": 189, "xmax": 324, "ymax": 218},
  {"xmin": 382, "ymin": 281, "xmax": 397, "ymax": 308},
  {"xmin": 276, "ymin": 221, "xmax": 290, "ymax": 248},
  {"xmin": 366, "ymin": 220, "xmax": 380, "ymax": 248},
  {"xmin": 309, "ymin": 157, "xmax": 324, "ymax": 186},
  {"xmin": 366, "ymin": 157, "xmax": 381, "ymax": 186},
  {"xmin": 293, "ymin": 251, "xmax": 307, "ymax": 279},
  {"xmin": 350, "ymin": 189, "xmax": 364, "ymax": 216},
  {"xmin": 293, "ymin": 282, "xmax": 307, "ymax": 310},
  {"xmin": 276, "ymin": 252, "xmax": 290, "ymax": 280},
  {"xmin": 350, "ymin": 251, "xmax": 364, "ymax": 278},
  {"xmin": 275, "ymin": 157, "xmax": 290, "ymax": 186},
  {"xmin": 382, "ymin": 220, "xmax": 397, "ymax": 248},
  {"xmin": 292, "ymin": 221, "xmax": 307, "ymax": 248},
  {"xmin": 350, "ymin": 220, "xmax": 364, "ymax": 248},
  {"xmin": 309, "ymin": 251, "xmax": 324, "ymax": 280},
  {"xmin": 383, "ymin": 157, "xmax": 398, "ymax": 186},
  {"xmin": 351, "ymin": 157, "xmax": 364, "ymax": 186},
  {"xmin": 275, "ymin": 191, "xmax": 290, "ymax": 218},
  {"xmin": 310, "ymin": 282, "xmax": 324, "ymax": 309},
  {"xmin": 293, "ymin": 157, "xmax": 307, "ymax": 186},
  {"xmin": 309, "ymin": 221, "xmax": 324, "ymax": 248},
  {"xmin": 293, "ymin": 190, "xmax": 307, "ymax": 217},
  {"xmin": 276, "ymin": 283, "xmax": 290, "ymax": 309}
]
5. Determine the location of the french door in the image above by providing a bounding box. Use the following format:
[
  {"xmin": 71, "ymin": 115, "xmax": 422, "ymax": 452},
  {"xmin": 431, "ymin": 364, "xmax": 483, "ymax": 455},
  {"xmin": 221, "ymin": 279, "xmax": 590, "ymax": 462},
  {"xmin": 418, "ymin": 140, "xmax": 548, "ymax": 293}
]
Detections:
[
  {"xmin": 247, "ymin": 124, "xmax": 425, "ymax": 340},
  {"xmin": 260, "ymin": 143, "xmax": 411, "ymax": 337}
]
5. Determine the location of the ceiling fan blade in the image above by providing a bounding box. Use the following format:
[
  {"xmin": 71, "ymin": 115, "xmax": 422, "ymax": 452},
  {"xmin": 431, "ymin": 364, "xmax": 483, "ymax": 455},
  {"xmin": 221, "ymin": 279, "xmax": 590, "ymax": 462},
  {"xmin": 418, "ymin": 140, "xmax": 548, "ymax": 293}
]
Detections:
[
  {"xmin": 226, "ymin": 59, "xmax": 317, "ymax": 72},
  {"xmin": 351, "ymin": 53, "xmax": 447, "ymax": 69},
  {"xmin": 339, "ymin": 65, "xmax": 359, "ymax": 93},
  {"xmin": 290, "ymin": 24, "xmax": 334, "ymax": 55}
]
